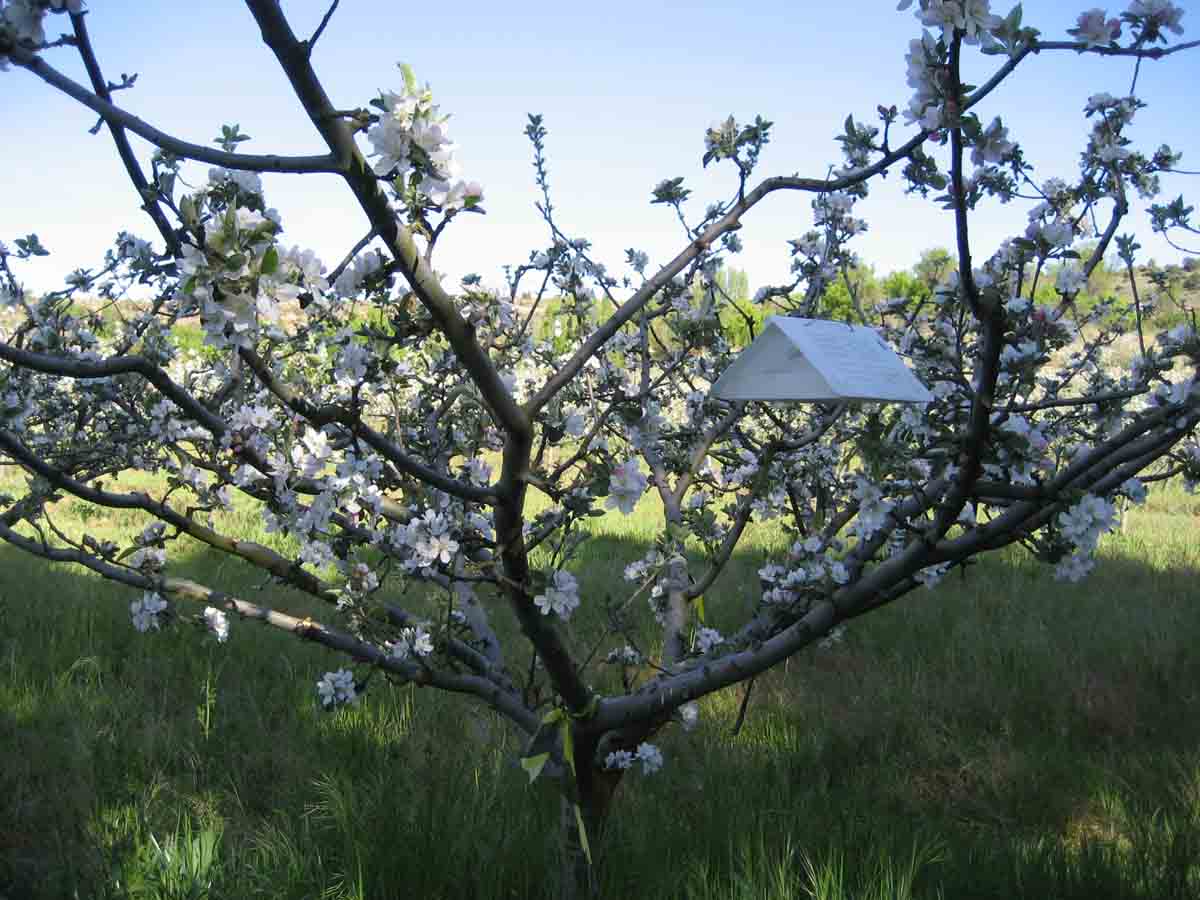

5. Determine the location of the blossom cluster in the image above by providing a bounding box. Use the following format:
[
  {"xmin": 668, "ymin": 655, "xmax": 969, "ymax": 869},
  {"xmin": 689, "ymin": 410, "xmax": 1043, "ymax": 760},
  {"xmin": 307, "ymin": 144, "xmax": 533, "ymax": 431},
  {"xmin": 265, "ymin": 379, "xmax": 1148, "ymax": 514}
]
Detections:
[
  {"xmin": 0, "ymin": 1, "xmax": 82, "ymax": 69},
  {"xmin": 606, "ymin": 459, "xmax": 648, "ymax": 514},
  {"xmin": 130, "ymin": 591, "xmax": 168, "ymax": 633},
  {"xmin": 534, "ymin": 570, "xmax": 581, "ymax": 620},
  {"xmin": 366, "ymin": 65, "xmax": 483, "ymax": 212},
  {"xmin": 605, "ymin": 742, "xmax": 664, "ymax": 775},
  {"xmin": 1070, "ymin": 8, "xmax": 1122, "ymax": 46},
  {"xmin": 317, "ymin": 668, "xmax": 358, "ymax": 708},
  {"xmin": 899, "ymin": 0, "xmax": 1002, "ymax": 45},
  {"xmin": 390, "ymin": 625, "xmax": 434, "ymax": 660},
  {"xmin": 1055, "ymin": 494, "xmax": 1119, "ymax": 581}
]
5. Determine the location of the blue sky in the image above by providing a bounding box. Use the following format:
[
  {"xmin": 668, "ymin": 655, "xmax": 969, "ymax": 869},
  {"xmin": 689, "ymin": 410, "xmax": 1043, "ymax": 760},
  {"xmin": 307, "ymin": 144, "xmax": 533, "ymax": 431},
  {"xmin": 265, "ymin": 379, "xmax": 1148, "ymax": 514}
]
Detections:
[{"xmin": 4, "ymin": 1, "xmax": 1198, "ymax": 295}]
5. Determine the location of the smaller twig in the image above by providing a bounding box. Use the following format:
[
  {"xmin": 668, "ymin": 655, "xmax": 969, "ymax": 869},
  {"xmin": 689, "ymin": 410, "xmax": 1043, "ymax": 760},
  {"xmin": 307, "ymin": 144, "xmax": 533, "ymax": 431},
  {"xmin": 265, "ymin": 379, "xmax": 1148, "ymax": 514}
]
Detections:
[
  {"xmin": 730, "ymin": 676, "xmax": 756, "ymax": 736},
  {"xmin": 1002, "ymin": 388, "xmax": 1147, "ymax": 413},
  {"xmin": 327, "ymin": 228, "xmax": 378, "ymax": 286},
  {"xmin": 306, "ymin": 0, "xmax": 340, "ymax": 55},
  {"xmin": 1124, "ymin": 258, "xmax": 1148, "ymax": 359}
]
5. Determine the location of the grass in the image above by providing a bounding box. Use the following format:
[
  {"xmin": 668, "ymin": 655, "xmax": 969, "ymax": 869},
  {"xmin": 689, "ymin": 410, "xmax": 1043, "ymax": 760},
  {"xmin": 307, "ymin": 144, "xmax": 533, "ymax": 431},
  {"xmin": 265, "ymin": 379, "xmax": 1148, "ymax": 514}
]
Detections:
[{"xmin": 1, "ymin": 463, "xmax": 1199, "ymax": 899}]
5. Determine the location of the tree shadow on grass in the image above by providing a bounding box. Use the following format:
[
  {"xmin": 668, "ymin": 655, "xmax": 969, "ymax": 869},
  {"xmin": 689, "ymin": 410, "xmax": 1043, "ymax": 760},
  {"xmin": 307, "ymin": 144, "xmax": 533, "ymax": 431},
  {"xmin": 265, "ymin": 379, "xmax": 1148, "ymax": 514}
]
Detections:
[
  {"xmin": 2, "ymin": 524, "xmax": 1200, "ymax": 899},
  {"xmin": 624, "ymin": 545, "xmax": 1200, "ymax": 900}
]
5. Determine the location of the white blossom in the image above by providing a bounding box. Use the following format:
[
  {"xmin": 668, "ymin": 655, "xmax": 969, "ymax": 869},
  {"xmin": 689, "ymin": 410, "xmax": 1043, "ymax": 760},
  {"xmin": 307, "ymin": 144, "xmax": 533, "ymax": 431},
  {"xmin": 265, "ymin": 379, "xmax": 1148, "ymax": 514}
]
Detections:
[
  {"xmin": 901, "ymin": 0, "xmax": 1002, "ymax": 44},
  {"xmin": 362, "ymin": 66, "xmax": 483, "ymax": 208},
  {"xmin": 1054, "ymin": 494, "xmax": 1118, "ymax": 581},
  {"xmin": 1069, "ymin": 9, "xmax": 1121, "ymax": 46},
  {"xmin": 391, "ymin": 625, "xmax": 434, "ymax": 660},
  {"xmin": 130, "ymin": 592, "xmax": 168, "ymax": 633},
  {"xmin": 534, "ymin": 570, "xmax": 581, "ymax": 620},
  {"xmin": 607, "ymin": 459, "xmax": 648, "ymax": 514},
  {"xmin": 2, "ymin": 1, "xmax": 46, "ymax": 47},
  {"xmin": 208, "ymin": 167, "xmax": 263, "ymax": 196},
  {"xmin": 1121, "ymin": 478, "xmax": 1148, "ymax": 505},
  {"xmin": 694, "ymin": 627, "xmax": 723, "ymax": 654},
  {"xmin": 1055, "ymin": 264, "xmax": 1087, "ymax": 296},
  {"xmin": 605, "ymin": 645, "xmax": 644, "ymax": 666},
  {"xmin": 1126, "ymin": 0, "xmax": 1185, "ymax": 36},
  {"xmin": 679, "ymin": 702, "xmax": 700, "ymax": 731},
  {"xmin": 851, "ymin": 477, "xmax": 893, "ymax": 538},
  {"xmin": 635, "ymin": 742, "xmax": 664, "ymax": 775},
  {"xmin": 915, "ymin": 562, "xmax": 951, "ymax": 588},
  {"xmin": 203, "ymin": 606, "xmax": 230, "ymax": 642},
  {"xmin": 333, "ymin": 250, "xmax": 385, "ymax": 298},
  {"xmin": 605, "ymin": 749, "xmax": 634, "ymax": 770},
  {"xmin": 316, "ymin": 668, "xmax": 358, "ymax": 708},
  {"xmin": 127, "ymin": 546, "xmax": 166, "ymax": 572},
  {"xmin": 972, "ymin": 117, "xmax": 1014, "ymax": 166},
  {"xmin": 818, "ymin": 624, "xmax": 847, "ymax": 650},
  {"xmin": 1055, "ymin": 552, "xmax": 1095, "ymax": 582}
]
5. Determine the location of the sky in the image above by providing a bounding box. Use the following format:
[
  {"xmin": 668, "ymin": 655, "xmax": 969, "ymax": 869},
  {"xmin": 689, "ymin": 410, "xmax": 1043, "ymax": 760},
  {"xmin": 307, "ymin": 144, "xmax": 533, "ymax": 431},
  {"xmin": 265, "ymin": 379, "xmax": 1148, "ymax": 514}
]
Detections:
[{"xmin": 3, "ymin": 1, "xmax": 1199, "ymax": 297}]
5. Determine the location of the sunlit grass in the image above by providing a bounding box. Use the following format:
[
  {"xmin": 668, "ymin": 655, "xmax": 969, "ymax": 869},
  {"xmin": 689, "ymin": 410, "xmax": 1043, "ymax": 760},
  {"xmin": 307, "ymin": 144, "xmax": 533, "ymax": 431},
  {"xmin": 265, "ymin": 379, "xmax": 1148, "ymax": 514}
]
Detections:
[{"xmin": 1, "ymin": 459, "xmax": 1199, "ymax": 897}]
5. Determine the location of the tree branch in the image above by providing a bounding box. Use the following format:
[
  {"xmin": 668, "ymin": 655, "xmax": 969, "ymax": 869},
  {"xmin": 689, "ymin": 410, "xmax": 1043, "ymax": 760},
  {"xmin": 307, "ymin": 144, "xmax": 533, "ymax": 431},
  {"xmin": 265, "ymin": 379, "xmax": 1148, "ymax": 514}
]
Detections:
[
  {"xmin": 237, "ymin": 346, "xmax": 497, "ymax": 505},
  {"xmin": 0, "ymin": 426, "xmax": 336, "ymax": 601},
  {"xmin": 69, "ymin": 12, "xmax": 182, "ymax": 257},
  {"xmin": 305, "ymin": 0, "xmax": 340, "ymax": 55},
  {"xmin": 589, "ymin": 599, "xmax": 837, "ymax": 733},
  {"xmin": 1002, "ymin": 387, "xmax": 1148, "ymax": 413},
  {"xmin": 0, "ymin": 516, "xmax": 539, "ymax": 733},
  {"xmin": 241, "ymin": 0, "xmax": 528, "ymax": 440},
  {"xmin": 1034, "ymin": 38, "xmax": 1200, "ymax": 58},
  {"xmin": 8, "ymin": 44, "xmax": 343, "ymax": 174}
]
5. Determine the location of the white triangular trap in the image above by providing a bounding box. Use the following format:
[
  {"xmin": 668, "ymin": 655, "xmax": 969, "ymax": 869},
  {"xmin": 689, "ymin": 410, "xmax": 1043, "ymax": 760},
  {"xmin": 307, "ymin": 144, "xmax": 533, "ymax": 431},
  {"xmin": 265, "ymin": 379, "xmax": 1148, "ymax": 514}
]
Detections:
[{"xmin": 710, "ymin": 316, "xmax": 932, "ymax": 403}]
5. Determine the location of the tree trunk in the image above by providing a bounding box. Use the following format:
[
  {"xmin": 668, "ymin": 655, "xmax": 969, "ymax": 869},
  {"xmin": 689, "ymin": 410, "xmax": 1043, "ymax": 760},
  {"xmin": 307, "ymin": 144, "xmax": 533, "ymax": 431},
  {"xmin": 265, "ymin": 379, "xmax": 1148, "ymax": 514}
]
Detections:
[
  {"xmin": 558, "ymin": 793, "xmax": 606, "ymax": 900},
  {"xmin": 557, "ymin": 742, "xmax": 620, "ymax": 900}
]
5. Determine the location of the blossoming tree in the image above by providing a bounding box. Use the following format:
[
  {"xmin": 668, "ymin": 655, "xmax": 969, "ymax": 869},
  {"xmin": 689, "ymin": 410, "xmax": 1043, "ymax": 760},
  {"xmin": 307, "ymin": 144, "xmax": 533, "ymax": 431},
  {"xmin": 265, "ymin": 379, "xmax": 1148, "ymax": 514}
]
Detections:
[{"xmin": 1, "ymin": 0, "xmax": 1198, "ymax": 895}]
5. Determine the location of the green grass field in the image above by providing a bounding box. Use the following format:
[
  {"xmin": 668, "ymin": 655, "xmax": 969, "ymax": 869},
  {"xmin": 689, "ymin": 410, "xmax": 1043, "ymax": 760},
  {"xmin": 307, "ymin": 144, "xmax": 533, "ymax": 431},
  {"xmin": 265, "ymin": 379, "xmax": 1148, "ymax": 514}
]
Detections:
[{"xmin": 1, "ymin": 464, "xmax": 1199, "ymax": 899}]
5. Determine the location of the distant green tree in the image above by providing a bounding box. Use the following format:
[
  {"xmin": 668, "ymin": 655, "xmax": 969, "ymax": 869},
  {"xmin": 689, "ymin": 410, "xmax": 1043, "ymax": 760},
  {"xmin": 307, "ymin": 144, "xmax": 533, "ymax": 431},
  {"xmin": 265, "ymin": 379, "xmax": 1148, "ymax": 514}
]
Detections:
[
  {"xmin": 818, "ymin": 263, "xmax": 880, "ymax": 320},
  {"xmin": 866, "ymin": 249, "xmax": 950, "ymax": 318},
  {"xmin": 914, "ymin": 247, "xmax": 953, "ymax": 291},
  {"xmin": 692, "ymin": 267, "xmax": 766, "ymax": 348},
  {"xmin": 879, "ymin": 270, "xmax": 928, "ymax": 306},
  {"xmin": 1074, "ymin": 242, "xmax": 1121, "ymax": 300}
]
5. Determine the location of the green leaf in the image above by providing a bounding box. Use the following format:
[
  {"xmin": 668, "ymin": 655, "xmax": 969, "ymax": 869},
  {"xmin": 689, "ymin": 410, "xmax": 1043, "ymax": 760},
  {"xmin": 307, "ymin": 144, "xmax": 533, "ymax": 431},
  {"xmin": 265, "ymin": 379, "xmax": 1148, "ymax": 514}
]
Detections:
[
  {"xmin": 157, "ymin": 171, "xmax": 176, "ymax": 201},
  {"xmin": 573, "ymin": 804, "xmax": 594, "ymax": 866},
  {"xmin": 560, "ymin": 718, "xmax": 575, "ymax": 774},
  {"xmin": 260, "ymin": 246, "xmax": 279, "ymax": 276},
  {"xmin": 399, "ymin": 62, "xmax": 418, "ymax": 95},
  {"xmin": 695, "ymin": 595, "xmax": 706, "ymax": 625},
  {"xmin": 520, "ymin": 752, "xmax": 550, "ymax": 784},
  {"xmin": 214, "ymin": 124, "xmax": 251, "ymax": 151},
  {"xmin": 180, "ymin": 195, "xmax": 197, "ymax": 228},
  {"xmin": 16, "ymin": 234, "xmax": 49, "ymax": 257}
]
